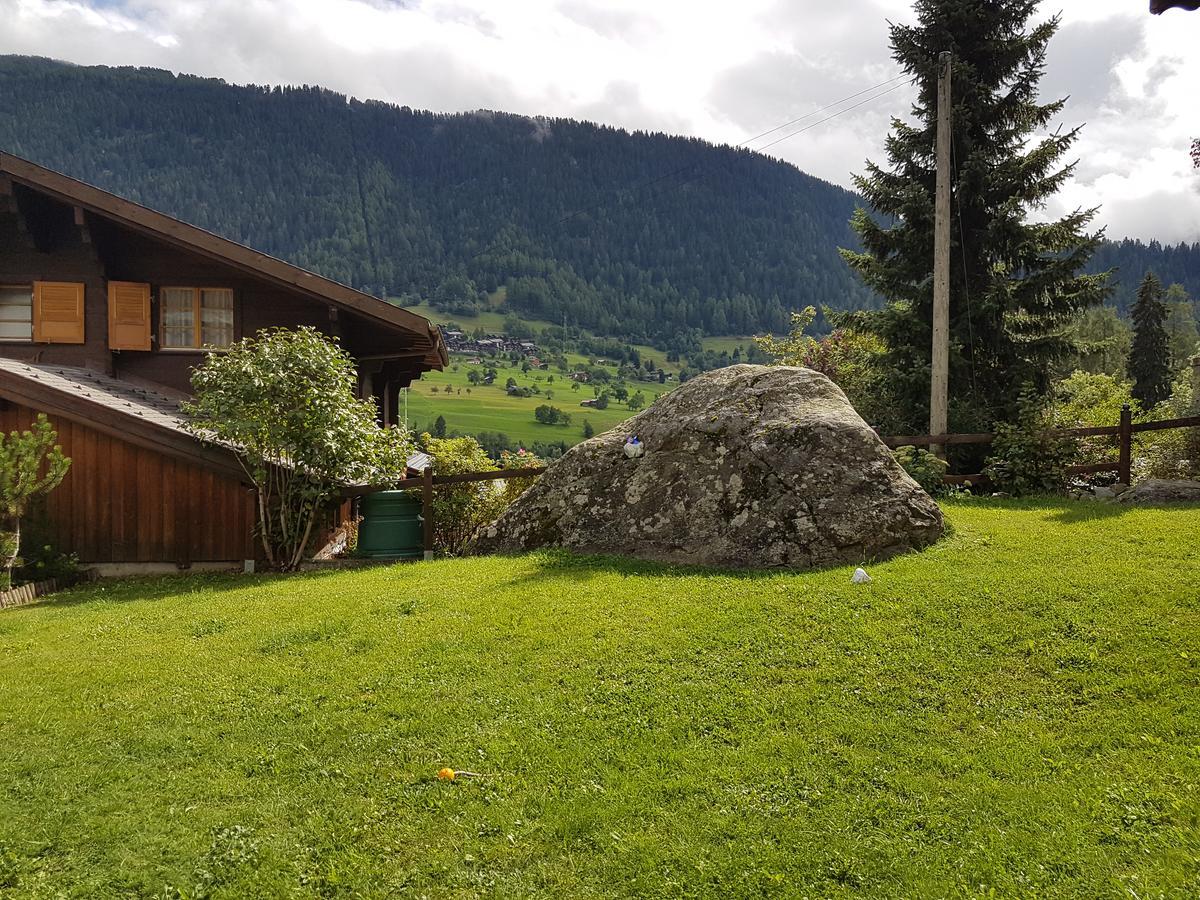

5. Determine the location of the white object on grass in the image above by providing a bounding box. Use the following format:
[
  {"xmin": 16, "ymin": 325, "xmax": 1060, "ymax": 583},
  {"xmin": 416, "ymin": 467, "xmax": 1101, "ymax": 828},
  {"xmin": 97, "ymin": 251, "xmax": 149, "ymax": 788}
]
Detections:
[{"xmin": 851, "ymin": 567, "xmax": 872, "ymax": 584}]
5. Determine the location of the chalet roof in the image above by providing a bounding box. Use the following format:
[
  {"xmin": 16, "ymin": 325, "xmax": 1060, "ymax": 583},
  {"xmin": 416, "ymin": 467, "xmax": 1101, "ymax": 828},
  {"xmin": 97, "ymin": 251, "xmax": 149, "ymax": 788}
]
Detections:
[
  {"xmin": 0, "ymin": 358, "xmax": 245, "ymax": 480},
  {"xmin": 0, "ymin": 152, "xmax": 447, "ymax": 369},
  {"xmin": 0, "ymin": 360, "xmax": 429, "ymax": 480}
]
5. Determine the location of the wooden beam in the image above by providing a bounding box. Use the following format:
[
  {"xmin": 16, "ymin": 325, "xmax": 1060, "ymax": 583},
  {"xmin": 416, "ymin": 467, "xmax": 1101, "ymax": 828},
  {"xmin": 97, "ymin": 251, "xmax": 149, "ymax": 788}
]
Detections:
[{"xmin": 73, "ymin": 205, "xmax": 91, "ymax": 244}]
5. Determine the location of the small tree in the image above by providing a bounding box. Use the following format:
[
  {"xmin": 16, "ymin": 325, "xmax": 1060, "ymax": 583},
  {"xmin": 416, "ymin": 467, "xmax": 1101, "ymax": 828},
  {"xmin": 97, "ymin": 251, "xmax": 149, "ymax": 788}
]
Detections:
[
  {"xmin": 0, "ymin": 415, "xmax": 70, "ymax": 589},
  {"xmin": 1128, "ymin": 272, "xmax": 1172, "ymax": 409},
  {"xmin": 582, "ymin": 419, "xmax": 595, "ymax": 439},
  {"xmin": 186, "ymin": 327, "xmax": 413, "ymax": 570},
  {"xmin": 433, "ymin": 415, "xmax": 448, "ymax": 438},
  {"xmin": 627, "ymin": 391, "xmax": 646, "ymax": 411},
  {"xmin": 984, "ymin": 388, "xmax": 1075, "ymax": 495}
]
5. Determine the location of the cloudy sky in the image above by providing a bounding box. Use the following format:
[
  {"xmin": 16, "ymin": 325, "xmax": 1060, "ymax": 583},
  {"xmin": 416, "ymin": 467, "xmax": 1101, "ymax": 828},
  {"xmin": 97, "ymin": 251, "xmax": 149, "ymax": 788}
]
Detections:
[{"xmin": 3, "ymin": 0, "xmax": 1198, "ymax": 242}]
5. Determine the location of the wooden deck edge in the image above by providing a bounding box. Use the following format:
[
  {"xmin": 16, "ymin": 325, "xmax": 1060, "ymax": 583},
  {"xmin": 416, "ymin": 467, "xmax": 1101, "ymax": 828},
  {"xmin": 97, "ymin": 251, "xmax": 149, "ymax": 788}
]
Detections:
[{"xmin": 0, "ymin": 569, "xmax": 99, "ymax": 610}]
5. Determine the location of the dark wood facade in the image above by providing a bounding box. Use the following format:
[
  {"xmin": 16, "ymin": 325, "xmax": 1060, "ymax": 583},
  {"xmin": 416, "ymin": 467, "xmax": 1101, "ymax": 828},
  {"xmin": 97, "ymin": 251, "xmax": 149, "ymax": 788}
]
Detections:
[
  {"xmin": 0, "ymin": 153, "xmax": 445, "ymax": 566},
  {"xmin": 0, "ymin": 400, "xmax": 255, "ymax": 564}
]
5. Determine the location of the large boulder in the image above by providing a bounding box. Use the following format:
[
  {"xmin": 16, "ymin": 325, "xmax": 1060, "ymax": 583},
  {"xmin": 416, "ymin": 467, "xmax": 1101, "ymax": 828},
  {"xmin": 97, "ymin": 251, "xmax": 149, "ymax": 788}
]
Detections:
[
  {"xmin": 1115, "ymin": 478, "xmax": 1200, "ymax": 504},
  {"xmin": 474, "ymin": 365, "xmax": 943, "ymax": 569}
]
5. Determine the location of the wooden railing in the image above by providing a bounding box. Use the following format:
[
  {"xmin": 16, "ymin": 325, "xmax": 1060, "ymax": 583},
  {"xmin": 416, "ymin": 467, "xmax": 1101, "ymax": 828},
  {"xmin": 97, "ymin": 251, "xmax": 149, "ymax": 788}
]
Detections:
[{"xmin": 880, "ymin": 405, "xmax": 1200, "ymax": 486}]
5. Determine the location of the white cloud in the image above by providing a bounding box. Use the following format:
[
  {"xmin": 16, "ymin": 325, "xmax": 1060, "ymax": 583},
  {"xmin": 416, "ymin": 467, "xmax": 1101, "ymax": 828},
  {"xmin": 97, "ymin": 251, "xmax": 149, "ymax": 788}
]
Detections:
[{"xmin": 1, "ymin": 0, "xmax": 1197, "ymax": 242}]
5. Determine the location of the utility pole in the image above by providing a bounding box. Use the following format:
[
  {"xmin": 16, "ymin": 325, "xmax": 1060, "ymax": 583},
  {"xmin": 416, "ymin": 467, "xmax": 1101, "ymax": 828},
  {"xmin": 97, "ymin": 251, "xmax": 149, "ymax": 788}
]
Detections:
[{"xmin": 930, "ymin": 50, "xmax": 953, "ymax": 457}]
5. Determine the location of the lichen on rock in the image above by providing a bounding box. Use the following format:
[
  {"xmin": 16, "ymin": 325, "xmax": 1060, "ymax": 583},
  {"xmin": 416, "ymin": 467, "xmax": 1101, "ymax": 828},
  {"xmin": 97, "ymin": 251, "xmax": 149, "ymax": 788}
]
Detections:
[{"xmin": 473, "ymin": 365, "xmax": 944, "ymax": 569}]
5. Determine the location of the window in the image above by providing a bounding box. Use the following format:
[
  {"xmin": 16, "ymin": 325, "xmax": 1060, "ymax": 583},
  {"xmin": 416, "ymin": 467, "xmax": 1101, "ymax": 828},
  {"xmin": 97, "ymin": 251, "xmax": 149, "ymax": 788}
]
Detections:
[
  {"xmin": 0, "ymin": 285, "xmax": 33, "ymax": 341},
  {"xmin": 160, "ymin": 287, "xmax": 234, "ymax": 349}
]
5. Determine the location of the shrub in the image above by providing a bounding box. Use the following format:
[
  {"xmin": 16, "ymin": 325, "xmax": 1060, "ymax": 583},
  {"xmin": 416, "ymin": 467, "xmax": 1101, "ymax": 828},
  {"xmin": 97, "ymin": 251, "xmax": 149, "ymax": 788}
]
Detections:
[
  {"xmin": 497, "ymin": 448, "xmax": 544, "ymax": 506},
  {"xmin": 0, "ymin": 414, "xmax": 71, "ymax": 590},
  {"xmin": 984, "ymin": 389, "xmax": 1075, "ymax": 495},
  {"xmin": 186, "ymin": 327, "xmax": 412, "ymax": 570},
  {"xmin": 1138, "ymin": 362, "xmax": 1198, "ymax": 480},
  {"xmin": 422, "ymin": 434, "xmax": 506, "ymax": 556},
  {"xmin": 892, "ymin": 445, "xmax": 949, "ymax": 496}
]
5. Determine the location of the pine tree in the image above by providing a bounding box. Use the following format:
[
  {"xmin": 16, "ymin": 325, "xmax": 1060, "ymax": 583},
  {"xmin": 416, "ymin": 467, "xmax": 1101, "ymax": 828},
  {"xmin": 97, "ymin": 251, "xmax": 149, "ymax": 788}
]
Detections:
[
  {"xmin": 1128, "ymin": 272, "xmax": 1172, "ymax": 409},
  {"xmin": 840, "ymin": 0, "xmax": 1110, "ymax": 434}
]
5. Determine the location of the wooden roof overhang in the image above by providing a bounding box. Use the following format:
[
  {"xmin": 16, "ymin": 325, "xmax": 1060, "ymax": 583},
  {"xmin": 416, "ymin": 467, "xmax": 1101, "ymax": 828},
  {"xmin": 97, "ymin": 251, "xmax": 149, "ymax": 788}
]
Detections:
[
  {"xmin": 0, "ymin": 152, "xmax": 447, "ymax": 370},
  {"xmin": 0, "ymin": 361, "xmax": 249, "ymax": 483}
]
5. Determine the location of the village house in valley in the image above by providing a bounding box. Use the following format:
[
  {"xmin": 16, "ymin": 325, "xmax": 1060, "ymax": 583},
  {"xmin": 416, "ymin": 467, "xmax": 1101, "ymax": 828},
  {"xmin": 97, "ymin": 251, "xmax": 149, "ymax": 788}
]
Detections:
[{"xmin": 0, "ymin": 153, "xmax": 446, "ymax": 571}]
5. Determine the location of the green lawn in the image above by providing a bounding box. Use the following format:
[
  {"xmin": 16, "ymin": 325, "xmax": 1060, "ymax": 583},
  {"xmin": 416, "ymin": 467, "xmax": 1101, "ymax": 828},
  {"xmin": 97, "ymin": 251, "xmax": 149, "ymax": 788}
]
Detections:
[
  {"xmin": 2, "ymin": 500, "xmax": 1199, "ymax": 897},
  {"xmin": 404, "ymin": 358, "xmax": 672, "ymax": 447}
]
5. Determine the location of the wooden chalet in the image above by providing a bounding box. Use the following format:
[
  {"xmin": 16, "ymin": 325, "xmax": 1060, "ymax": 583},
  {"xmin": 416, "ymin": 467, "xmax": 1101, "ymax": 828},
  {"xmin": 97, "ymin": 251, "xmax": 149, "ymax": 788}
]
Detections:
[{"xmin": 0, "ymin": 153, "xmax": 446, "ymax": 571}]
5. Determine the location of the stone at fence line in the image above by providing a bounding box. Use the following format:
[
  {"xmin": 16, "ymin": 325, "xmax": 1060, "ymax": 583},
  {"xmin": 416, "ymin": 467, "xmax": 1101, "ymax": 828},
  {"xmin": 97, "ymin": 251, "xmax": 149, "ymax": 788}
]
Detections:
[
  {"xmin": 473, "ymin": 364, "xmax": 944, "ymax": 570},
  {"xmin": 1115, "ymin": 479, "xmax": 1200, "ymax": 504}
]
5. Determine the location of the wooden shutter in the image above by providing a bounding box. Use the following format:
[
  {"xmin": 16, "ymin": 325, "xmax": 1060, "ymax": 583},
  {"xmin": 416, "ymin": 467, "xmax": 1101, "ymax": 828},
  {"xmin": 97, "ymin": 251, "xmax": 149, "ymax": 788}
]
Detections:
[
  {"xmin": 107, "ymin": 281, "xmax": 152, "ymax": 350},
  {"xmin": 32, "ymin": 281, "xmax": 85, "ymax": 344}
]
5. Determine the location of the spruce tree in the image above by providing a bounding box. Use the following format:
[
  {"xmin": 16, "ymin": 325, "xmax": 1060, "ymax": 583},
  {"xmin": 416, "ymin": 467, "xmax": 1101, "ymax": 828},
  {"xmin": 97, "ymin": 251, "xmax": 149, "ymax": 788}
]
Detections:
[
  {"xmin": 1128, "ymin": 272, "xmax": 1172, "ymax": 409},
  {"xmin": 840, "ymin": 0, "xmax": 1110, "ymax": 434}
]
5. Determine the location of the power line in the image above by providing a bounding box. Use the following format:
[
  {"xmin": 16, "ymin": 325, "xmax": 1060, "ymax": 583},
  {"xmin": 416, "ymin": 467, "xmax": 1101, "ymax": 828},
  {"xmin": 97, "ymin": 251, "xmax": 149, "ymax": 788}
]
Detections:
[
  {"xmin": 752, "ymin": 80, "xmax": 911, "ymax": 155},
  {"xmin": 736, "ymin": 73, "xmax": 912, "ymax": 149},
  {"xmin": 470, "ymin": 72, "xmax": 914, "ymax": 257},
  {"xmin": 622, "ymin": 78, "xmax": 912, "ymax": 208}
]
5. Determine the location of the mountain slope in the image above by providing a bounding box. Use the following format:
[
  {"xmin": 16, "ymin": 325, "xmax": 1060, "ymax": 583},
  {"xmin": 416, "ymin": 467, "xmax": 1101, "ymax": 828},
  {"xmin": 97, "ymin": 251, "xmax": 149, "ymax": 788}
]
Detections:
[
  {"xmin": 0, "ymin": 56, "xmax": 874, "ymax": 342},
  {"xmin": 1, "ymin": 55, "xmax": 1196, "ymax": 341}
]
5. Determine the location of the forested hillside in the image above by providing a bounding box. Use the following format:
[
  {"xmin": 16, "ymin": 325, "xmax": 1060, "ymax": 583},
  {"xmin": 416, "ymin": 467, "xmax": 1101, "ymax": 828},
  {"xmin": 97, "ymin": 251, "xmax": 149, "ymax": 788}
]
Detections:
[{"xmin": 1, "ymin": 56, "xmax": 1197, "ymax": 341}]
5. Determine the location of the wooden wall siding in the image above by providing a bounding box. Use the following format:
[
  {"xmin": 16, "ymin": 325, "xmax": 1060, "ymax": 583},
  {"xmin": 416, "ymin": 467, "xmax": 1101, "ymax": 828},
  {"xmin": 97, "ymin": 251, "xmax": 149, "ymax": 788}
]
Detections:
[
  {"xmin": 0, "ymin": 402, "xmax": 255, "ymax": 563},
  {"xmin": 0, "ymin": 186, "xmax": 111, "ymax": 372}
]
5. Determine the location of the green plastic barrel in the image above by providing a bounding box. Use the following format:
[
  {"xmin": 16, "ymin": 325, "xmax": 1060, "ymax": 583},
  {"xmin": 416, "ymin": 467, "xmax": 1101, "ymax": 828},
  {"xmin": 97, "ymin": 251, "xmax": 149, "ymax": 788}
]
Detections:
[{"xmin": 357, "ymin": 491, "xmax": 423, "ymax": 560}]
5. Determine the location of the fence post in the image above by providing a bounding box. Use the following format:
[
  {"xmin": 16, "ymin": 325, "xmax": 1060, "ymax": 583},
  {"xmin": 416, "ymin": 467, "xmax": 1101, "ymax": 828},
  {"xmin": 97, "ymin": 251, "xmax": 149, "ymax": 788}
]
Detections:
[
  {"xmin": 422, "ymin": 466, "xmax": 434, "ymax": 561},
  {"xmin": 1191, "ymin": 355, "xmax": 1200, "ymax": 476},
  {"xmin": 1118, "ymin": 403, "xmax": 1132, "ymax": 485}
]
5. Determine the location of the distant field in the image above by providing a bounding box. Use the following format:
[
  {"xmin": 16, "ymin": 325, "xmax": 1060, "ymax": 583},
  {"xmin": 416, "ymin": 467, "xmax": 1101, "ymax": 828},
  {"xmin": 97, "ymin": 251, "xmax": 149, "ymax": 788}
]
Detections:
[
  {"xmin": 403, "ymin": 302, "xmax": 684, "ymax": 375},
  {"xmin": 404, "ymin": 300, "xmax": 538, "ymax": 338},
  {"xmin": 403, "ymin": 356, "xmax": 672, "ymax": 447},
  {"xmin": 700, "ymin": 335, "xmax": 758, "ymax": 355}
]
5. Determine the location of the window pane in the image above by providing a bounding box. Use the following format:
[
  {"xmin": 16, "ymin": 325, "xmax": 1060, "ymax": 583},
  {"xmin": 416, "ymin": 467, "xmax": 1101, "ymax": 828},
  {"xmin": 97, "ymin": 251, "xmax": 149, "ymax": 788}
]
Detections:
[
  {"xmin": 0, "ymin": 286, "xmax": 32, "ymax": 341},
  {"xmin": 161, "ymin": 287, "xmax": 196, "ymax": 348},
  {"xmin": 200, "ymin": 289, "xmax": 234, "ymax": 347}
]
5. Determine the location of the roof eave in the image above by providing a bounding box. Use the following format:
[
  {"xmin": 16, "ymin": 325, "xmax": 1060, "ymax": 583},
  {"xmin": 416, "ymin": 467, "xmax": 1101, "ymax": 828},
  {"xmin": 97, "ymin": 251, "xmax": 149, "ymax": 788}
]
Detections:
[{"xmin": 0, "ymin": 152, "xmax": 444, "ymax": 367}]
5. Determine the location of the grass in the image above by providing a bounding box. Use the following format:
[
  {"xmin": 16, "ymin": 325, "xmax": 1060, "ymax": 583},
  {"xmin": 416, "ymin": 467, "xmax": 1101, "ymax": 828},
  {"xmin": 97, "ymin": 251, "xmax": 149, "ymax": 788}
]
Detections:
[
  {"xmin": 1, "ymin": 500, "xmax": 1199, "ymax": 897},
  {"xmin": 403, "ymin": 358, "xmax": 672, "ymax": 446}
]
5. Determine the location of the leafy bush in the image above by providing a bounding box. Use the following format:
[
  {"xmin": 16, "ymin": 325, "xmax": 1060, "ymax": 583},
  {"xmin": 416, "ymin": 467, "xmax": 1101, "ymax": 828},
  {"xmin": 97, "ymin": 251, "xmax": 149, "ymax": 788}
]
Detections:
[
  {"xmin": 0, "ymin": 414, "xmax": 71, "ymax": 590},
  {"xmin": 497, "ymin": 448, "xmax": 545, "ymax": 507},
  {"xmin": 14, "ymin": 541, "xmax": 79, "ymax": 586},
  {"xmin": 892, "ymin": 445, "xmax": 949, "ymax": 496},
  {"xmin": 1138, "ymin": 362, "xmax": 1198, "ymax": 481},
  {"xmin": 755, "ymin": 305, "xmax": 889, "ymax": 425},
  {"xmin": 984, "ymin": 389, "xmax": 1075, "ymax": 495},
  {"xmin": 419, "ymin": 437, "xmax": 546, "ymax": 555},
  {"xmin": 186, "ymin": 327, "xmax": 412, "ymax": 570}
]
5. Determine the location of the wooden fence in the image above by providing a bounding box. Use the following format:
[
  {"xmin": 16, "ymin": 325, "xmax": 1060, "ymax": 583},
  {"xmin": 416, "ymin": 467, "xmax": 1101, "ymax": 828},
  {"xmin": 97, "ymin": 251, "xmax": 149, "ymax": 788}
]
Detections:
[{"xmin": 880, "ymin": 404, "xmax": 1200, "ymax": 486}]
